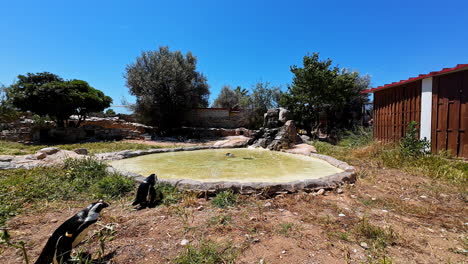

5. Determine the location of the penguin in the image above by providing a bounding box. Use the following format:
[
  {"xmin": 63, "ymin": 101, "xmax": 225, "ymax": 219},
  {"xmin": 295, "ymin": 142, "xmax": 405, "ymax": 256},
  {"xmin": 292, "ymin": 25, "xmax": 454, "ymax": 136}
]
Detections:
[
  {"xmin": 34, "ymin": 200, "xmax": 109, "ymax": 264},
  {"xmin": 132, "ymin": 174, "xmax": 163, "ymax": 208}
]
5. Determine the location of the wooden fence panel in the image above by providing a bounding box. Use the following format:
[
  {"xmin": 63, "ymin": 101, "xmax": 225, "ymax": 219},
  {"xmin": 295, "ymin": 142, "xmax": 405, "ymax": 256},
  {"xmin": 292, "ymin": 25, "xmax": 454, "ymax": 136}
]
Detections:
[{"xmin": 373, "ymin": 80, "xmax": 422, "ymax": 142}]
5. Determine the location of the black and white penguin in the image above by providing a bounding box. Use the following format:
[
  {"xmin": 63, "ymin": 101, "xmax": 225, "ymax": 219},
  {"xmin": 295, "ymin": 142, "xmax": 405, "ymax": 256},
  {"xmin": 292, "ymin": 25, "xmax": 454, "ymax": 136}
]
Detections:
[
  {"xmin": 34, "ymin": 200, "xmax": 109, "ymax": 264},
  {"xmin": 132, "ymin": 174, "xmax": 163, "ymax": 208}
]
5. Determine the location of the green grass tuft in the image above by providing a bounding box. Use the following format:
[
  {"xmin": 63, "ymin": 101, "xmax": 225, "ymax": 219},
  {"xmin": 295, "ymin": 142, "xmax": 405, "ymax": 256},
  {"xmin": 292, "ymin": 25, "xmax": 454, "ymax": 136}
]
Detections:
[
  {"xmin": 211, "ymin": 190, "xmax": 238, "ymax": 208},
  {"xmin": 174, "ymin": 240, "xmax": 238, "ymax": 264}
]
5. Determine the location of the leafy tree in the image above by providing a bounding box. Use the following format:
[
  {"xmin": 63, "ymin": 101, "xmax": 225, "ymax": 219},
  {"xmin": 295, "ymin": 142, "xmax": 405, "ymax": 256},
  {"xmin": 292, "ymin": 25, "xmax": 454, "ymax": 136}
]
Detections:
[
  {"xmin": 105, "ymin": 109, "xmax": 116, "ymax": 116},
  {"xmin": 125, "ymin": 46, "xmax": 210, "ymax": 132},
  {"xmin": 212, "ymin": 85, "xmax": 239, "ymax": 108},
  {"xmin": 280, "ymin": 53, "xmax": 369, "ymax": 137},
  {"xmin": 0, "ymin": 84, "xmax": 21, "ymax": 123},
  {"xmin": 241, "ymin": 82, "xmax": 282, "ymax": 128},
  {"xmin": 7, "ymin": 72, "xmax": 112, "ymax": 127}
]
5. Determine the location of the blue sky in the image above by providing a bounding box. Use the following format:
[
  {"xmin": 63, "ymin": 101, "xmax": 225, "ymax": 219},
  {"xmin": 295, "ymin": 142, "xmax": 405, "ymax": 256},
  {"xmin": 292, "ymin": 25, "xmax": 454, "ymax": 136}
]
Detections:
[{"xmin": 1, "ymin": 0, "xmax": 467, "ymax": 113}]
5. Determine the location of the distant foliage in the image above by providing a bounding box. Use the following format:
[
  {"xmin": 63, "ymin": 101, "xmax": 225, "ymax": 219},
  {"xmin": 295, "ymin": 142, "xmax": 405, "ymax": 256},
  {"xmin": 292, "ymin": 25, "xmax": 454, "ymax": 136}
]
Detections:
[
  {"xmin": 105, "ymin": 109, "xmax": 116, "ymax": 116},
  {"xmin": 125, "ymin": 46, "xmax": 210, "ymax": 132},
  {"xmin": 400, "ymin": 121, "xmax": 430, "ymax": 157},
  {"xmin": 280, "ymin": 53, "xmax": 369, "ymax": 137},
  {"xmin": 7, "ymin": 72, "xmax": 112, "ymax": 127},
  {"xmin": 212, "ymin": 85, "xmax": 239, "ymax": 108},
  {"xmin": 0, "ymin": 84, "xmax": 21, "ymax": 123},
  {"xmin": 242, "ymin": 82, "xmax": 282, "ymax": 128}
]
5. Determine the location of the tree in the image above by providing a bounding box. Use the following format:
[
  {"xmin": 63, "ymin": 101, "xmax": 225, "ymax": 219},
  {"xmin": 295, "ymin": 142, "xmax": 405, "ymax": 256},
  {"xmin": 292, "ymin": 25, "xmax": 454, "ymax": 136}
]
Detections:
[
  {"xmin": 7, "ymin": 72, "xmax": 112, "ymax": 127},
  {"xmin": 105, "ymin": 109, "xmax": 116, "ymax": 116},
  {"xmin": 212, "ymin": 85, "xmax": 239, "ymax": 108},
  {"xmin": 125, "ymin": 46, "xmax": 210, "ymax": 132},
  {"xmin": 241, "ymin": 82, "xmax": 282, "ymax": 128},
  {"xmin": 280, "ymin": 53, "xmax": 369, "ymax": 137}
]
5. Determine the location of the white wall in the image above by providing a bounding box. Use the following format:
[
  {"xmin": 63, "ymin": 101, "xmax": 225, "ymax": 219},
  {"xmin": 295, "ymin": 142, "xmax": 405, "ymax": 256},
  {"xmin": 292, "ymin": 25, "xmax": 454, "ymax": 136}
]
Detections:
[{"xmin": 420, "ymin": 77, "xmax": 433, "ymax": 141}]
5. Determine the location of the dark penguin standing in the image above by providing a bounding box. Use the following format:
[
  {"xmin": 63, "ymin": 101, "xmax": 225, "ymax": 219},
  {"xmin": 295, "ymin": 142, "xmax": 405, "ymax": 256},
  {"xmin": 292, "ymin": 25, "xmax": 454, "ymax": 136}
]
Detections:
[
  {"xmin": 34, "ymin": 201, "xmax": 109, "ymax": 264},
  {"xmin": 132, "ymin": 173, "xmax": 163, "ymax": 208}
]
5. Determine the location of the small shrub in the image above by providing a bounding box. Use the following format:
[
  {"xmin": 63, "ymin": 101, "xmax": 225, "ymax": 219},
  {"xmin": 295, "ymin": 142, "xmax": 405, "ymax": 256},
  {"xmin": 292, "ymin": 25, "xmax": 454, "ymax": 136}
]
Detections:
[
  {"xmin": 209, "ymin": 214, "xmax": 232, "ymax": 226},
  {"xmin": 92, "ymin": 174, "xmax": 135, "ymax": 198},
  {"xmin": 399, "ymin": 121, "xmax": 430, "ymax": 157},
  {"xmin": 278, "ymin": 222, "xmax": 294, "ymax": 236},
  {"xmin": 211, "ymin": 190, "xmax": 238, "ymax": 208},
  {"xmin": 354, "ymin": 218, "xmax": 397, "ymax": 250},
  {"xmin": 156, "ymin": 183, "xmax": 182, "ymax": 205},
  {"xmin": 174, "ymin": 240, "xmax": 238, "ymax": 264}
]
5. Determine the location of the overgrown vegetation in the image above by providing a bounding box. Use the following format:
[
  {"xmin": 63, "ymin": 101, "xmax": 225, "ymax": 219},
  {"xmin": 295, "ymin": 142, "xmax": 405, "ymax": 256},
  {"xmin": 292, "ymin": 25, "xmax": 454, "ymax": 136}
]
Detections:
[
  {"xmin": 353, "ymin": 218, "xmax": 398, "ymax": 250},
  {"xmin": 0, "ymin": 158, "xmax": 134, "ymax": 226},
  {"xmin": 211, "ymin": 190, "xmax": 238, "ymax": 208},
  {"xmin": 174, "ymin": 240, "xmax": 238, "ymax": 264},
  {"xmin": 312, "ymin": 126, "xmax": 467, "ymax": 186}
]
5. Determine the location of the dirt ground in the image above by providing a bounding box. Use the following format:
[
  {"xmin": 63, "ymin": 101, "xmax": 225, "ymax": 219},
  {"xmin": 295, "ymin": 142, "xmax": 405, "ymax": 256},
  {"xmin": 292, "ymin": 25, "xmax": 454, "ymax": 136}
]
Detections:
[{"xmin": 2, "ymin": 161, "xmax": 467, "ymax": 264}]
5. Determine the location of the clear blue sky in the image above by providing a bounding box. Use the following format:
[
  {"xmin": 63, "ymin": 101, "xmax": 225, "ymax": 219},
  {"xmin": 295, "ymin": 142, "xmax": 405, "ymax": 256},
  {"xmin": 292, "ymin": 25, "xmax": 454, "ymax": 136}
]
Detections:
[{"xmin": 1, "ymin": 0, "xmax": 467, "ymax": 113}]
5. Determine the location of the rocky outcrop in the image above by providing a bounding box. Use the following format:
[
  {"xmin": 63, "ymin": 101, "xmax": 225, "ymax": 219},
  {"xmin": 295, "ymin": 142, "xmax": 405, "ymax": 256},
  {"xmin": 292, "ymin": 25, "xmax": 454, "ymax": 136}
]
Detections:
[
  {"xmin": 250, "ymin": 108, "xmax": 303, "ymax": 151},
  {"xmin": 0, "ymin": 147, "xmax": 88, "ymax": 170}
]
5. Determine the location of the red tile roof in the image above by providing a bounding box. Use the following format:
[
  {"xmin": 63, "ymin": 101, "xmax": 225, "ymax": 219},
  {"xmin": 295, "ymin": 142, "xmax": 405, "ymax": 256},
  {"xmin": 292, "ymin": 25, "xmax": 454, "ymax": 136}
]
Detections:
[{"xmin": 363, "ymin": 64, "xmax": 468, "ymax": 93}]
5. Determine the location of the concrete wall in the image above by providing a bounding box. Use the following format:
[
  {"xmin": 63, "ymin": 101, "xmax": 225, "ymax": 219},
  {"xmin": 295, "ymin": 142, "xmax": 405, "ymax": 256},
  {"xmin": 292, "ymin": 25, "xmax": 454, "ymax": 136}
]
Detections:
[{"xmin": 182, "ymin": 108, "xmax": 247, "ymax": 128}]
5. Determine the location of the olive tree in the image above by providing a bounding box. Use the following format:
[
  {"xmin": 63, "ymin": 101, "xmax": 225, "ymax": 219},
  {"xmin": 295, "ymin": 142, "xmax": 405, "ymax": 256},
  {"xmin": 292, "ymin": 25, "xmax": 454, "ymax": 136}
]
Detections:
[
  {"xmin": 125, "ymin": 46, "xmax": 210, "ymax": 132},
  {"xmin": 7, "ymin": 72, "xmax": 112, "ymax": 127}
]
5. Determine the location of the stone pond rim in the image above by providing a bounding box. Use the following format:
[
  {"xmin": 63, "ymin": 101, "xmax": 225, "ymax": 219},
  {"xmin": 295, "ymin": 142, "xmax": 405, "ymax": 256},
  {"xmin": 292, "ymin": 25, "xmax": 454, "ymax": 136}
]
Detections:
[{"xmin": 103, "ymin": 145, "xmax": 357, "ymax": 195}]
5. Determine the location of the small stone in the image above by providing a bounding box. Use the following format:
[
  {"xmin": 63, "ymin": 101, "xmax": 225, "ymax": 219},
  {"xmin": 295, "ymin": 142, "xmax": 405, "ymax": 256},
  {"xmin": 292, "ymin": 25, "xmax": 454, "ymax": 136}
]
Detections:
[
  {"xmin": 316, "ymin": 189, "xmax": 325, "ymax": 195},
  {"xmin": 259, "ymin": 259, "xmax": 264, "ymax": 264},
  {"xmin": 73, "ymin": 148, "xmax": 88, "ymax": 155},
  {"xmin": 39, "ymin": 147, "xmax": 60, "ymax": 155},
  {"xmin": 281, "ymin": 250, "xmax": 286, "ymax": 254},
  {"xmin": 278, "ymin": 209, "xmax": 285, "ymax": 212},
  {"xmin": 336, "ymin": 188, "xmax": 343, "ymax": 194},
  {"xmin": 50, "ymin": 218, "xmax": 58, "ymax": 223},
  {"xmin": 338, "ymin": 213, "xmax": 346, "ymax": 217},
  {"xmin": 371, "ymin": 197, "xmax": 376, "ymax": 201},
  {"xmin": 350, "ymin": 194, "xmax": 357, "ymax": 199},
  {"xmin": 360, "ymin": 242, "xmax": 369, "ymax": 249},
  {"xmin": 196, "ymin": 206, "xmax": 204, "ymax": 211},
  {"xmin": 180, "ymin": 239, "xmax": 189, "ymax": 246},
  {"xmin": 382, "ymin": 210, "xmax": 388, "ymax": 213},
  {"xmin": 34, "ymin": 152, "xmax": 47, "ymax": 160},
  {"xmin": 420, "ymin": 195, "xmax": 427, "ymax": 199},
  {"xmin": 264, "ymin": 202, "xmax": 272, "ymax": 207},
  {"xmin": 0, "ymin": 155, "xmax": 14, "ymax": 162}
]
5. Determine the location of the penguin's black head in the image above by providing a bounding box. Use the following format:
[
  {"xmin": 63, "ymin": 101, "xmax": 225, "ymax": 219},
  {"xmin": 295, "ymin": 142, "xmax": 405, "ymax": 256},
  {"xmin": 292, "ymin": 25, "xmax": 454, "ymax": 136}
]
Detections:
[
  {"xmin": 146, "ymin": 174, "xmax": 157, "ymax": 185},
  {"xmin": 88, "ymin": 200, "xmax": 109, "ymax": 214}
]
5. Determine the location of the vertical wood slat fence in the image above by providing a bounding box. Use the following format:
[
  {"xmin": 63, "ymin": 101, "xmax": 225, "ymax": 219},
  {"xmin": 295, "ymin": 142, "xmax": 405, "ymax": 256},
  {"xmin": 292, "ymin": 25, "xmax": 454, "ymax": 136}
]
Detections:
[
  {"xmin": 373, "ymin": 80, "xmax": 421, "ymax": 143},
  {"xmin": 431, "ymin": 70, "xmax": 468, "ymax": 157}
]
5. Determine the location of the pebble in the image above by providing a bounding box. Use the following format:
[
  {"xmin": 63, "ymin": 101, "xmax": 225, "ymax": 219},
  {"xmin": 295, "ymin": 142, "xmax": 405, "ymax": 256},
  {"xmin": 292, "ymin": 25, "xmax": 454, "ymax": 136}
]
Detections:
[
  {"xmin": 259, "ymin": 259, "xmax": 264, "ymax": 264},
  {"xmin": 336, "ymin": 188, "xmax": 343, "ymax": 194},
  {"xmin": 382, "ymin": 210, "xmax": 388, "ymax": 213},
  {"xmin": 338, "ymin": 213, "xmax": 346, "ymax": 217},
  {"xmin": 371, "ymin": 197, "xmax": 377, "ymax": 201},
  {"xmin": 264, "ymin": 202, "xmax": 272, "ymax": 207},
  {"xmin": 315, "ymin": 189, "xmax": 325, "ymax": 195},
  {"xmin": 360, "ymin": 242, "xmax": 369, "ymax": 249},
  {"xmin": 180, "ymin": 239, "xmax": 189, "ymax": 246},
  {"xmin": 420, "ymin": 195, "xmax": 427, "ymax": 199},
  {"xmin": 50, "ymin": 219, "xmax": 58, "ymax": 223},
  {"xmin": 196, "ymin": 206, "xmax": 204, "ymax": 211},
  {"xmin": 281, "ymin": 250, "xmax": 286, "ymax": 254},
  {"xmin": 350, "ymin": 195, "xmax": 357, "ymax": 199}
]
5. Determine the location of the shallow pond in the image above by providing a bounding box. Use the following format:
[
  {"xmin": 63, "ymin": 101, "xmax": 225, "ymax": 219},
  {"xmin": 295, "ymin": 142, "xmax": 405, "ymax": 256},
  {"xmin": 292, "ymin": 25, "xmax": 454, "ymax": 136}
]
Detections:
[{"xmin": 109, "ymin": 148, "xmax": 343, "ymax": 183}]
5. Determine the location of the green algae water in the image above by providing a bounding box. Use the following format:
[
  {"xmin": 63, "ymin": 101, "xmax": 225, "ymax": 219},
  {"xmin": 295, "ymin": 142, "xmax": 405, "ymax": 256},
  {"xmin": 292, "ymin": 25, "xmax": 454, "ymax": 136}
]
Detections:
[{"xmin": 109, "ymin": 148, "xmax": 343, "ymax": 183}]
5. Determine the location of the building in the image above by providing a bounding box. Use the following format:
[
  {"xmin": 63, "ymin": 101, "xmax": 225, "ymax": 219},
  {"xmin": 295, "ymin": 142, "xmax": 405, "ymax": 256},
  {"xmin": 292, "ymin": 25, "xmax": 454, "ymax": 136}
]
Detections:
[{"xmin": 364, "ymin": 64, "xmax": 468, "ymax": 158}]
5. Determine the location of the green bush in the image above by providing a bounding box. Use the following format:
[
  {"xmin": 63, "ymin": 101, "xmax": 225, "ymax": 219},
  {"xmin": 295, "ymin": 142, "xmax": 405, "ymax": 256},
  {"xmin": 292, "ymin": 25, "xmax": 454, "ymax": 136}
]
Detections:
[
  {"xmin": 174, "ymin": 241, "xmax": 238, "ymax": 264},
  {"xmin": 211, "ymin": 190, "xmax": 238, "ymax": 208},
  {"xmin": 92, "ymin": 174, "xmax": 135, "ymax": 198},
  {"xmin": 399, "ymin": 121, "xmax": 430, "ymax": 157}
]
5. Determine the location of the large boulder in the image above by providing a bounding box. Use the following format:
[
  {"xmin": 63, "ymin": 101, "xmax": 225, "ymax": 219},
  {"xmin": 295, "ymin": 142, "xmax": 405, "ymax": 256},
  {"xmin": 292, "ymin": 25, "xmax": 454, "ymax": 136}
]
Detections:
[
  {"xmin": 263, "ymin": 108, "xmax": 280, "ymax": 128},
  {"xmin": 278, "ymin": 108, "xmax": 290, "ymax": 123}
]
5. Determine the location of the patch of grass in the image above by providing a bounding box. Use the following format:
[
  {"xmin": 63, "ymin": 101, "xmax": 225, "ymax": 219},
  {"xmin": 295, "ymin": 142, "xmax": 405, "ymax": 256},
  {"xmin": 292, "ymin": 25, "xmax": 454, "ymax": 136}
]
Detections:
[
  {"xmin": 208, "ymin": 214, "xmax": 232, "ymax": 226},
  {"xmin": 156, "ymin": 183, "xmax": 182, "ymax": 206},
  {"xmin": 278, "ymin": 222, "xmax": 294, "ymax": 236},
  {"xmin": 338, "ymin": 127, "xmax": 373, "ymax": 148},
  {"xmin": 0, "ymin": 140, "xmax": 182, "ymax": 156},
  {"xmin": 311, "ymin": 140, "xmax": 468, "ymax": 186},
  {"xmin": 0, "ymin": 158, "xmax": 133, "ymax": 226},
  {"xmin": 174, "ymin": 240, "xmax": 238, "ymax": 264},
  {"xmin": 211, "ymin": 190, "xmax": 238, "ymax": 208},
  {"xmin": 353, "ymin": 218, "xmax": 398, "ymax": 250},
  {"xmin": 91, "ymin": 174, "xmax": 135, "ymax": 198}
]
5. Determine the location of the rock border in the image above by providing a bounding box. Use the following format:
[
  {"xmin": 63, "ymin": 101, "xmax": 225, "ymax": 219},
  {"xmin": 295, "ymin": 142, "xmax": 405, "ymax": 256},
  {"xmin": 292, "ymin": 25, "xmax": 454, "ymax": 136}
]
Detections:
[{"xmin": 105, "ymin": 146, "xmax": 356, "ymax": 195}]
